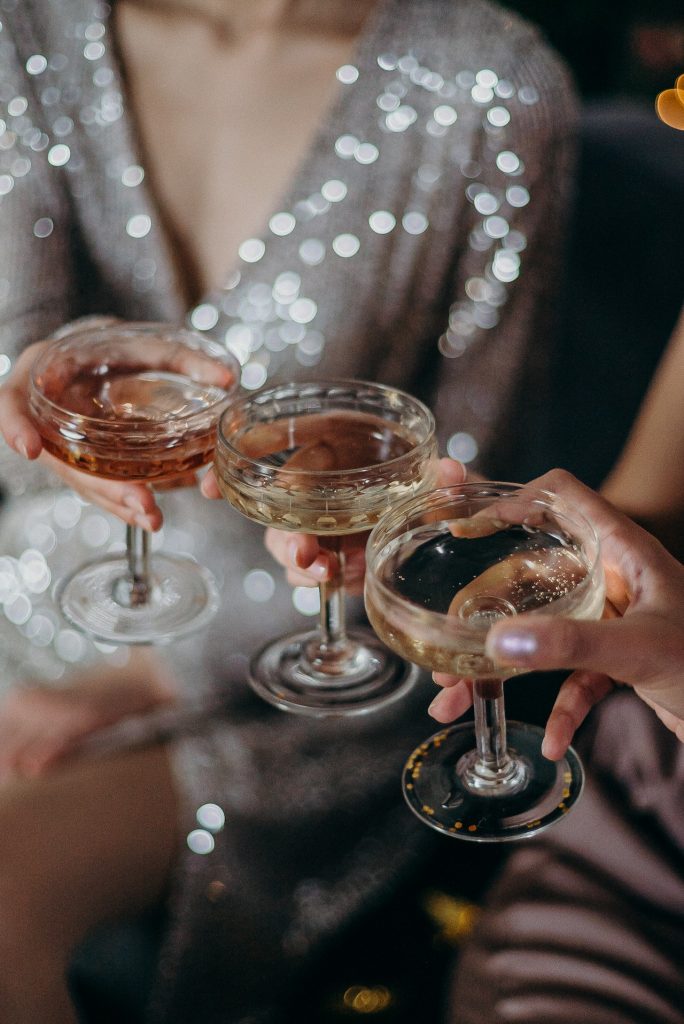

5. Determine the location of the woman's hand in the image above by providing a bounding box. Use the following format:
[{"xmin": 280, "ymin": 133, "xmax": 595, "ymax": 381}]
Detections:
[
  {"xmin": 0, "ymin": 650, "xmax": 176, "ymax": 781},
  {"xmin": 245, "ymin": 457, "xmax": 468, "ymax": 595},
  {"xmin": 0, "ymin": 325, "xmax": 162, "ymax": 530},
  {"xmin": 429, "ymin": 469, "xmax": 684, "ymax": 755}
]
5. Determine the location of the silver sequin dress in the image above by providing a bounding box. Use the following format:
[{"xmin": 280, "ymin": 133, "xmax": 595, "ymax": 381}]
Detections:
[{"xmin": 0, "ymin": 2, "xmax": 576, "ymax": 1020}]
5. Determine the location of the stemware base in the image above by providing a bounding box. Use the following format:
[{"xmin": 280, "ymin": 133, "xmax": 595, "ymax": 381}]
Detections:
[
  {"xmin": 249, "ymin": 626, "xmax": 419, "ymax": 717},
  {"xmin": 402, "ymin": 721, "xmax": 584, "ymax": 842},
  {"xmin": 57, "ymin": 553, "xmax": 220, "ymax": 644}
]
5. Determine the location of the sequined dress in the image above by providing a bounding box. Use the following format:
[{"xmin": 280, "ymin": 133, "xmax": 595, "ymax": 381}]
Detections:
[{"xmin": 0, "ymin": 2, "xmax": 576, "ymax": 1020}]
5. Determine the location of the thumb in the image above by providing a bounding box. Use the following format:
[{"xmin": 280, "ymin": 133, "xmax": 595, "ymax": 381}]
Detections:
[{"xmin": 485, "ymin": 613, "xmax": 683, "ymax": 694}]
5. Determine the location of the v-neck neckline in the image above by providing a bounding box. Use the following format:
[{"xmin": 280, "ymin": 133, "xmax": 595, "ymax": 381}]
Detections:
[{"xmin": 104, "ymin": 0, "xmax": 394, "ymax": 319}]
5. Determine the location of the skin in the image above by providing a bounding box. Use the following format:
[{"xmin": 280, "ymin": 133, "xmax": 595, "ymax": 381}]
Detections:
[{"xmin": 429, "ymin": 469, "xmax": 684, "ymax": 754}]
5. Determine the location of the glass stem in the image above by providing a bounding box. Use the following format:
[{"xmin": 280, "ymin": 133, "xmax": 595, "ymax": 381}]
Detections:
[
  {"xmin": 303, "ymin": 536, "xmax": 360, "ymax": 676},
  {"xmin": 473, "ymin": 678, "xmax": 511, "ymax": 775},
  {"xmin": 124, "ymin": 524, "xmax": 152, "ymax": 607},
  {"xmin": 318, "ymin": 536, "xmax": 347, "ymax": 647}
]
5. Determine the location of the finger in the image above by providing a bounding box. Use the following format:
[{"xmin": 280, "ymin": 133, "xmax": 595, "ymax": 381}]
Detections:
[
  {"xmin": 428, "ymin": 679, "xmax": 474, "ymax": 722},
  {"xmin": 484, "ymin": 613, "xmax": 680, "ymax": 691},
  {"xmin": 542, "ymin": 670, "xmax": 614, "ymax": 760},
  {"xmin": 432, "ymin": 671, "xmax": 465, "ymax": 689},
  {"xmin": 285, "ymin": 555, "xmax": 330, "ymax": 586},
  {"xmin": 436, "ymin": 457, "xmax": 467, "ymax": 487},
  {"xmin": 169, "ymin": 344, "xmax": 237, "ymax": 389},
  {"xmin": 200, "ymin": 467, "xmax": 222, "ymax": 499},
  {"xmin": 73, "ymin": 489, "xmax": 162, "ymax": 531},
  {"xmin": 265, "ymin": 530, "xmax": 321, "ymax": 571},
  {"xmin": 38, "ymin": 454, "xmax": 163, "ymax": 528},
  {"xmin": 0, "ymin": 385, "xmax": 43, "ymax": 458}
]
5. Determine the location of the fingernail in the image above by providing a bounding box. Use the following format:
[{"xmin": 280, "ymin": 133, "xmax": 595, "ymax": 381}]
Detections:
[
  {"xmin": 427, "ymin": 690, "xmax": 446, "ymax": 715},
  {"xmin": 14, "ymin": 438, "xmax": 29, "ymax": 459},
  {"xmin": 487, "ymin": 630, "xmax": 538, "ymax": 662},
  {"xmin": 288, "ymin": 541, "xmax": 302, "ymax": 569},
  {"xmin": 541, "ymin": 735, "xmax": 552, "ymax": 759},
  {"xmin": 124, "ymin": 493, "xmax": 145, "ymax": 514},
  {"xmin": 135, "ymin": 514, "xmax": 154, "ymax": 530},
  {"xmin": 309, "ymin": 561, "xmax": 328, "ymax": 581}
]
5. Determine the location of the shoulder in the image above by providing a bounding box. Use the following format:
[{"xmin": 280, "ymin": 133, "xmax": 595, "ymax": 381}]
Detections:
[{"xmin": 381, "ymin": 0, "xmax": 574, "ymax": 99}]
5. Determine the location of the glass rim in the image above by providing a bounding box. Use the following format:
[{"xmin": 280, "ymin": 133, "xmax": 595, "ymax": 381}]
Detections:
[
  {"xmin": 365, "ymin": 481, "xmax": 603, "ymax": 630},
  {"xmin": 29, "ymin": 321, "xmax": 239, "ymax": 428},
  {"xmin": 216, "ymin": 377, "xmax": 437, "ymax": 479}
]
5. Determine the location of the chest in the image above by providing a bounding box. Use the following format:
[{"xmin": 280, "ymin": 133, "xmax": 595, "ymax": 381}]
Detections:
[{"xmin": 115, "ymin": 5, "xmax": 359, "ymax": 298}]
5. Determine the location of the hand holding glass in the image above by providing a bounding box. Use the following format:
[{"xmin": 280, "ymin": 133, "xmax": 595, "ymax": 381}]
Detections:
[
  {"xmin": 214, "ymin": 379, "xmax": 437, "ymax": 715},
  {"xmin": 365, "ymin": 482, "xmax": 605, "ymax": 841},
  {"xmin": 28, "ymin": 322, "xmax": 239, "ymax": 644}
]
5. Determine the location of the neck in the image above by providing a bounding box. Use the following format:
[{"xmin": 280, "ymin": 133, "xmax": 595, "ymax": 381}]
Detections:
[{"xmin": 119, "ymin": 0, "xmax": 377, "ymax": 38}]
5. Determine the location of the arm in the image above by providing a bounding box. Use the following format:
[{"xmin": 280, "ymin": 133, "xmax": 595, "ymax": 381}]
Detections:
[
  {"xmin": 602, "ymin": 305, "xmax": 684, "ymax": 557},
  {"xmin": 0, "ymin": 19, "xmax": 161, "ymax": 525}
]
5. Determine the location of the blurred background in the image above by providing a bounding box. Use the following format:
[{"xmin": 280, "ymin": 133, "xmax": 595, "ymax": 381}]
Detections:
[{"xmin": 2, "ymin": 2, "xmax": 683, "ymax": 1022}]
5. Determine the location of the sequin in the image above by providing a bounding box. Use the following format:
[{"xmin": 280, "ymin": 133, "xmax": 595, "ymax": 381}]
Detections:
[
  {"xmin": 336, "ymin": 64, "xmax": 359, "ymax": 85},
  {"xmin": 320, "ymin": 179, "xmax": 347, "ymax": 202},
  {"xmin": 334, "ymin": 134, "xmax": 358, "ymax": 159},
  {"xmin": 125, "ymin": 213, "xmax": 151, "ymax": 238},
  {"xmin": 121, "ymin": 163, "xmax": 144, "ymax": 187},
  {"xmin": 433, "ymin": 104, "xmax": 457, "ymax": 126},
  {"xmin": 33, "ymin": 217, "xmax": 53, "ymax": 238},
  {"xmin": 47, "ymin": 143, "xmax": 70, "ymax": 166},
  {"xmin": 487, "ymin": 106, "xmax": 511, "ymax": 128},
  {"xmin": 298, "ymin": 238, "xmax": 326, "ymax": 266},
  {"xmin": 368, "ymin": 210, "xmax": 396, "ymax": 234},
  {"xmin": 269, "ymin": 211, "xmax": 296, "ymax": 236},
  {"xmin": 354, "ymin": 142, "xmax": 379, "ymax": 164},
  {"xmin": 187, "ymin": 830, "xmax": 215, "ymax": 855},
  {"xmin": 332, "ymin": 233, "xmax": 360, "ymax": 257},
  {"xmin": 83, "ymin": 41, "xmax": 105, "ymax": 62},
  {"xmin": 238, "ymin": 238, "xmax": 266, "ymax": 263},
  {"xmin": 402, "ymin": 211, "xmax": 428, "ymax": 234},
  {"xmin": 26, "ymin": 54, "xmax": 47, "ymax": 76},
  {"xmin": 496, "ymin": 151, "xmax": 521, "ymax": 174}
]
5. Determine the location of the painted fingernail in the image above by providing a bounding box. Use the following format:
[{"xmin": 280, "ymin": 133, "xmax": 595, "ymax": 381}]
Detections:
[{"xmin": 487, "ymin": 630, "xmax": 538, "ymax": 661}]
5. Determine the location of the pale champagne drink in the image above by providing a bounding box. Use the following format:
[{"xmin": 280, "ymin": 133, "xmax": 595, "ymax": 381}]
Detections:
[
  {"xmin": 365, "ymin": 483, "xmax": 605, "ymax": 841},
  {"xmin": 215, "ymin": 380, "xmax": 438, "ymax": 716},
  {"xmin": 29, "ymin": 322, "xmax": 239, "ymax": 644}
]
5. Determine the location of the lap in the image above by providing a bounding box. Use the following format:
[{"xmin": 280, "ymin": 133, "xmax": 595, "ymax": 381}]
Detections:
[{"xmin": 0, "ymin": 743, "xmax": 179, "ymax": 951}]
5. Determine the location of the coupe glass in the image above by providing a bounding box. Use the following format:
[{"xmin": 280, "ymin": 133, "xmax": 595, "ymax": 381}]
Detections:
[
  {"xmin": 29, "ymin": 322, "xmax": 239, "ymax": 644},
  {"xmin": 214, "ymin": 379, "xmax": 438, "ymax": 716},
  {"xmin": 365, "ymin": 482, "xmax": 605, "ymax": 841}
]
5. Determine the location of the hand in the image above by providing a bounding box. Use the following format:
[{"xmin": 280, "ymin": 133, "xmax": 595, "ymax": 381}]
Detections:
[
  {"xmin": 0, "ymin": 327, "xmax": 162, "ymax": 529},
  {"xmin": 253, "ymin": 457, "xmax": 468, "ymax": 595},
  {"xmin": 429, "ymin": 469, "xmax": 684, "ymax": 755},
  {"xmin": 0, "ymin": 650, "xmax": 176, "ymax": 781}
]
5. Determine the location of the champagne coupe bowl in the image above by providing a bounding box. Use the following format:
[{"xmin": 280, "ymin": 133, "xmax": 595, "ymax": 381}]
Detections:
[
  {"xmin": 365, "ymin": 482, "xmax": 605, "ymax": 841},
  {"xmin": 29, "ymin": 322, "xmax": 239, "ymax": 644},
  {"xmin": 215, "ymin": 379, "xmax": 438, "ymax": 716}
]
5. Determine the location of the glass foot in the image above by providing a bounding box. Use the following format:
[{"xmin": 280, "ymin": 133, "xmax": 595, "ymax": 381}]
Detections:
[
  {"xmin": 249, "ymin": 626, "xmax": 419, "ymax": 717},
  {"xmin": 402, "ymin": 722, "xmax": 584, "ymax": 842},
  {"xmin": 57, "ymin": 553, "xmax": 220, "ymax": 644}
]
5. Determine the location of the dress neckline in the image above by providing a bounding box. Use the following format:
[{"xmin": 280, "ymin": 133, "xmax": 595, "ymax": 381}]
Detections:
[{"xmin": 105, "ymin": 0, "xmax": 394, "ymax": 317}]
